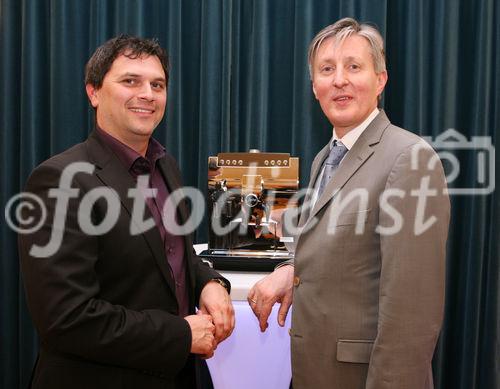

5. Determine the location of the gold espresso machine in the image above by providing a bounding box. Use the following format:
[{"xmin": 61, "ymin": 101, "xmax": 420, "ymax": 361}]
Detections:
[{"xmin": 199, "ymin": 150, "xmax": 299, "ymax": 271}]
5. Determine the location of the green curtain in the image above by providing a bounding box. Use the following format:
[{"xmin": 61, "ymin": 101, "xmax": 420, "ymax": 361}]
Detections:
[{"xmin": 1, "ymin": 1, "xmax": 498, "ymax": 388}]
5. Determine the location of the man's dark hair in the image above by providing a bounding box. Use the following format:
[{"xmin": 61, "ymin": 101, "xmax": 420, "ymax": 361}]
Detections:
[{"xmin": 85, "ymin": 35, "xmax": 169, "ymax": 88}]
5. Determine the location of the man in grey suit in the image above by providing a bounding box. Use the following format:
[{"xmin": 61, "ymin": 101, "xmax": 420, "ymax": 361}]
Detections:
[{"xmin": 248, "ymin": 18, "xmax": 450, "ymax": 389}]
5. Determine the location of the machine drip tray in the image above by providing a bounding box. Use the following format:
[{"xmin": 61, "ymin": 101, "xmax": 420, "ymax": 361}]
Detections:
[{"xmin": 199, "ymin": 249, "xmax": 293, "ymax": 271}]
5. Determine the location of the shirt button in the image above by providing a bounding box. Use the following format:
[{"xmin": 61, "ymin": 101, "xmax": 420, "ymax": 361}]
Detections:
[{"xmin": 293, "ymin": 276, "xmax": 300, "ymax": 287}]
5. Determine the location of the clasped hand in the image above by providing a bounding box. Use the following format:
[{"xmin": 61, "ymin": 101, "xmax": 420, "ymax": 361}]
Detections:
[{"xmin": 185, "ymin": 280, "xmax": 235, "ymax": 358}]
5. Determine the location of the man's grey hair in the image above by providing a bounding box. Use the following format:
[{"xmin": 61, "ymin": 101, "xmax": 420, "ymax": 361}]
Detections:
[{"xmin": 307, "ymin": 17, "xmax": 386, "ymax": 79}]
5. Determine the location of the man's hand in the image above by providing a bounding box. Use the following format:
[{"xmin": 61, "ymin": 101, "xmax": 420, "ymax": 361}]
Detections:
[
  {"xmin": 199, "ymin": 281, "xmax": 235, "ymax": 344},
  {"xmin": 247, "ymin": 264, "xmax": 294, "ymax": 332},
  {"xmin": 185, "ymin": 313, "xmax": 216, "ymax": 358}
]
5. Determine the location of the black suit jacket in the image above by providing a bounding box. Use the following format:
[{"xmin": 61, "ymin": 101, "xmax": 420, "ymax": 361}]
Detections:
[{"xmin": 18, "ymin": 131, "xmax": 225, "ymax": 389}]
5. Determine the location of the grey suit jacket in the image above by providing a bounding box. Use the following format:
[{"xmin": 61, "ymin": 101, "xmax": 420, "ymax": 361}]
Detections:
[{"xmin": 289, "ymin": 111, "xmax": 450, "ymax": 389}]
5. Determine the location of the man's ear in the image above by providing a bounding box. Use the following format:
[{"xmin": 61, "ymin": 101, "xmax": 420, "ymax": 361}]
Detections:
[
  {"xmin": 85, "ymin": 84, "xmax": 99, "ymax": 108},
  {"xmin": 376, "ymin": 71, "xmax": 388, "ymax": 96},
  {"xmin": 312, "ymin": 81, "xmax": 319, "ymax": 100}
]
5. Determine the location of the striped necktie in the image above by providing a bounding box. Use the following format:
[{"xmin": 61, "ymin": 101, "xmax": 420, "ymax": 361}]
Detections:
[{"xmin": 317, "ymin": 140, "xmax": 348, "ymax": 198}]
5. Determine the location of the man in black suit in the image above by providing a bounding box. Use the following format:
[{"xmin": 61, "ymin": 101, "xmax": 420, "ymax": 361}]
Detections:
[{"xmin": 18, "ymin": 35, "xmax": 234, "ymax": 389}]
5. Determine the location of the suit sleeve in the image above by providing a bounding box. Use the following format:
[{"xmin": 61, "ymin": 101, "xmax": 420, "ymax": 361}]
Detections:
[
  {"xmin": 366, "ymin": 142, "xmax": 450, "ymax": 388},
  {"xmin": 191, "ymin": 250, "xmax": 231, "ymax": 305},
  {"xmin": 18, "ymin": 161, "xmax": 192, "ymax": 376}
]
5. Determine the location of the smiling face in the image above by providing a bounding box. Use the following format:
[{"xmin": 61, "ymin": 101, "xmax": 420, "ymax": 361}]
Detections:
[
  {"xmin": 86, "ymin": 53, "xmax": 167, "ymax": 153},
  {"xmin": 311, "ymin": 35, "xmax": 387, "ymax": 138}
]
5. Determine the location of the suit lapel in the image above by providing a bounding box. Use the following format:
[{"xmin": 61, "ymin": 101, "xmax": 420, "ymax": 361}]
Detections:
[
  {"xmin": 305, "ymin": 111, "xmax": 390, "ymax": 225},
  {"xmin": 298, "ymin": 144, "xmax": 330, "ymax": 228},
  {"xmin": 86, "ymin": 132, "xmax": 177, "ymax": 297},
  {"xmin": 308, "ymin": 144, "xmax": 331, "ymax": 190}
]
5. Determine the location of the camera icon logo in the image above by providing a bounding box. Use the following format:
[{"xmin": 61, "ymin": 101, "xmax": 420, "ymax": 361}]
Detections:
[{"xmin": 423, "ymin": 129, "xmax": 495, "ymax": 195}]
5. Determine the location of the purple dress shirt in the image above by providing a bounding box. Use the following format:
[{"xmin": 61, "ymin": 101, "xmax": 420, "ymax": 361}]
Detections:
[{"xmin": 96, "ymin": 128, "xmax": 189, "ymax": 318}]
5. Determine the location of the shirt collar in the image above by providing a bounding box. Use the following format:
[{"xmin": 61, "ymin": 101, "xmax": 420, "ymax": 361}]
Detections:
[
  {"xmin": 331, "ymin": 107, "xmax": 379, "ymax": 150},
  {"xmin": 95, "ymin": 127, "xmax": 166, "ymax": 171}
]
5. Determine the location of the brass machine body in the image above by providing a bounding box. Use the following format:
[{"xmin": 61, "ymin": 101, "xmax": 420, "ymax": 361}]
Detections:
[{"xmin": 207, "ymin": 151, "xmax": 299, "ymax": 253}]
